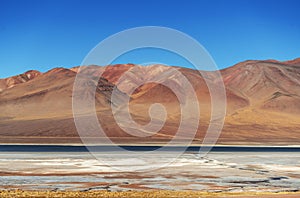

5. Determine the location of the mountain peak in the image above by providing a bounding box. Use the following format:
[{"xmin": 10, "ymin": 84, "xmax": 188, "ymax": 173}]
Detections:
[
  {"xmin": 23, "ymin": 70, "xmax": 42, "ymax": 79},
  {"xmin": 45, "ymin": 67, "xmax": 70, "ymax": 74},
  {"xmin": 0, "ymin": 70, "xmax": 42, "ymax": 91},
  {"xmin": 283, "ymin": 58, "xmax": 300, "ymax": 66}
]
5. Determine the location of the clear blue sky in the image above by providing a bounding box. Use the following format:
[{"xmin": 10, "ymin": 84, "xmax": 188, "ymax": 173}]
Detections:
[{"xmin": 0, "ymin": 0, "xmax": 300, "ymax": 78}]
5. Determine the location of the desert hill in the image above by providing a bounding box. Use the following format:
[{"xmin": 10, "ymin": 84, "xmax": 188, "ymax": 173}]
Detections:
[{"xmin": 0, "ymin": 58, "xmax": 300, "ymax": 145}]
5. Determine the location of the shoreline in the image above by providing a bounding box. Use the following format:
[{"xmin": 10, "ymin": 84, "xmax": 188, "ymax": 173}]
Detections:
[
  {"xmin": 1, "ymin": 143, "xmax": 300, "ymax": 147},
  {"xmin": 1, "ymin": 144, "xmax": 300, "ymax": 153}
]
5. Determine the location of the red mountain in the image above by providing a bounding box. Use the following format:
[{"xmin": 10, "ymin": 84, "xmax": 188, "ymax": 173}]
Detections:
[{"xmin": 0, "ymin": 58, "xmax": 299, "ymax": 145}]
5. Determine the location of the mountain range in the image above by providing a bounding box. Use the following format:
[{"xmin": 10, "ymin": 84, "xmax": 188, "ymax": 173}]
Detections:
[{"xmin": 0, "ymin": 58, "xmax": 300, "ymax": 145}]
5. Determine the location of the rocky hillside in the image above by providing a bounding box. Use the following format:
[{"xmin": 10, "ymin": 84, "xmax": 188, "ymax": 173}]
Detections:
[{"xmin": 0, "ymin": 58, "xmax": 299, "ymax": 145}]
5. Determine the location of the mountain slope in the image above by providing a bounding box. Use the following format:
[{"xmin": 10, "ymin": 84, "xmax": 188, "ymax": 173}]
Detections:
[
  {"xmin": 222, "ymin": 59, "xmax": 300, "ymax": 114},
  {"xmin": 0, "ymin": 58, "xmax": 300, "ymax": 145},
  {"xmin": 0, "ymin": 70, "xmax": 41, "ymax": 92}
]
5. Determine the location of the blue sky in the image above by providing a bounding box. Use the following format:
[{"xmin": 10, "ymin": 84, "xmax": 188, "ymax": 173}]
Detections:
[{"xmin": 0, "ymin": 0, "xmax": 300, "ymax": 77}]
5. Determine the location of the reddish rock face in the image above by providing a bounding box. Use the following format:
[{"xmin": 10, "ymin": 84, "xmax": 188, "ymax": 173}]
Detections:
[
  {"xmin": 0, "ymin": 58, "xmax": 299, "ymax": 144},
  {"xmin": 0, "ymin": 70, "xmax": 42, "ymax": 91},
  {"xmin": 283, "ymin": 58, "xmax": 300, "ymax": 66},
  {"xmin": 101, "ymin": 64, "xmax": 135, "ymax": 84}
]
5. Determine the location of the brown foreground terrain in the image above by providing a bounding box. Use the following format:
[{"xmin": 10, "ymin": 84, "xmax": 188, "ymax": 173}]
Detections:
[
  {"xmin": 0, "ymin": 58, "xmax": 300, "ymax": 144},
  {"xmin": 1, "ymin": 190, "xmax": 300, "ymax": 198}
]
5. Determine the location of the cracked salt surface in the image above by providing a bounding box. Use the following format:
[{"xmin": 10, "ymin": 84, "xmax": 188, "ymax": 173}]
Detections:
[{"xmin": 0, "ymin": 152, "xmax": 300, "ymax": 192}]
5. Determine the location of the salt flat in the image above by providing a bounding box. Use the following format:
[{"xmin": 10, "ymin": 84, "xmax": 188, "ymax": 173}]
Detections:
[{"xmin": 0, "ymin": 151, "xmax": 300, "ymax": 192}]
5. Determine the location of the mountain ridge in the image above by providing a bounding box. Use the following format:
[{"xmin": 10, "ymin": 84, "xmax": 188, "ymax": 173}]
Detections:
[{"xmin": 0, "ymin": 58, "xmax": 299, "ymax": 145}]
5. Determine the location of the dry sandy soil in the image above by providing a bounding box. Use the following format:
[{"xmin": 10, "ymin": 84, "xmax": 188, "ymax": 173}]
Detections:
[{"xmin": 1, "ymin": 190, "xmax": 300, "ymax": 198}]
